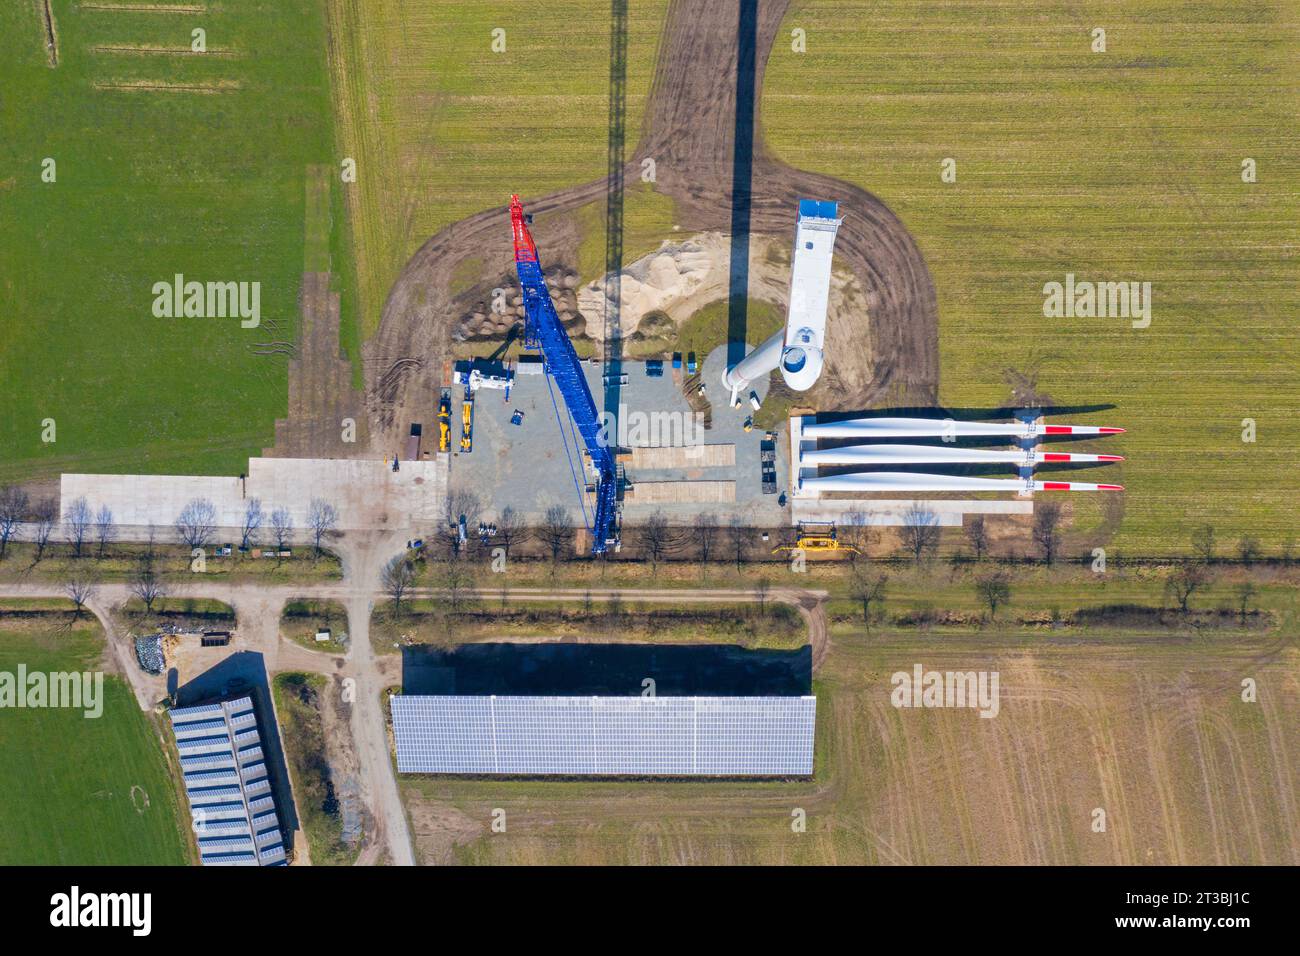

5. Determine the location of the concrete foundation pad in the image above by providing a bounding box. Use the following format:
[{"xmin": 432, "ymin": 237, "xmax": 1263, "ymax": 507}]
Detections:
[
  {"xmin": 59, "ymin": 456, "xmax": 447, "ymax": 537},
  {"xmin": 791, "ymin": 498, "xmax": 1033, "ymax": 527}
]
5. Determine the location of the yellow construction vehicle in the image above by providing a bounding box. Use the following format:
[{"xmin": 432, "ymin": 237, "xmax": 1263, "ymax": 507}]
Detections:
[
  {"xmin": 437, "ymin": 390, "xmax": 452, "ymax": 452},
  {"xmin": 460, "ymin": 396, "xmax": 474, "ymax": 452},
  {"xmin": 771, "ymin": 522, "xmax": 859, "ymax": 556}
]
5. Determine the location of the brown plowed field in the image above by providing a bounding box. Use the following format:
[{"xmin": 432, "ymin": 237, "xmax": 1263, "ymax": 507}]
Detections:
[{"xmin": 399, "ymin": 633, "xmax": 1300, "ymax": 865}]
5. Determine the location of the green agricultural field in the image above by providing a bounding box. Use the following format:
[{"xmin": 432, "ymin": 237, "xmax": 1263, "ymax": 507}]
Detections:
[
  {"xmin": 0, "ymin": 0, "xmax": 343, "ymax": 481},
  {"xmin": 763, "ymin": 0, "xmax": 1299, "ymax": 554},
  {"xmin": 326, "ymin": 0, "xmax": 672, "ymax": 338},
  {"xmin": 0, "ymin": 610, "xmax": 190, "ymax": 865}
]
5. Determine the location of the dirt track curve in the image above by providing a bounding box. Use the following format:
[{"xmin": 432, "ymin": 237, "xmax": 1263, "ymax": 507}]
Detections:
[{"xmin": 364, "ymin": 0, "xmax": 939, "ymax": 445}]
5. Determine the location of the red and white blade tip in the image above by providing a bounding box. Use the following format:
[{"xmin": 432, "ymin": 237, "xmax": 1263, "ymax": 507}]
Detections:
[
  {"xmin": 1041, "ymin": 482, "xmax": 1125, "ymax": 491},
  {"xmin": 1045, "ymin": 425, "xmax": 1126, "ymax": 435}
]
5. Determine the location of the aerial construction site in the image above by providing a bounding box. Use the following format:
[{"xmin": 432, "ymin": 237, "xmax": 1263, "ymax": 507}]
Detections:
[
  {"xmin": 3, "ymin": 0, "xmax": 1295, "ymax": 894},
  {"xmin": 428, "ymin": 194, "xmax": 1125, "ymax": 558}
]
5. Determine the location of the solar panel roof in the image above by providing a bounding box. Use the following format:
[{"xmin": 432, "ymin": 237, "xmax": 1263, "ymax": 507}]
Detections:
[
  {"xmin": 168, "ymin": 695, "xmax": 287, "ymax": 866},
  {"xmin": 391, "ymin": 695, "xmax": 815, "ymax": 776}
]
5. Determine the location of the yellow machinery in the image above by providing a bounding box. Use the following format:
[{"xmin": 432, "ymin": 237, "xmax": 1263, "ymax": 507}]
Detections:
[
  {"xmin": 437, "ymin": 391, "xmax": 452, "ymax": 452},
  {"xmin": 772, "ymin": 522, "xmax": 859, "ymax": 556},
  {"xmin": 460, "ymin": 396, "xmax": 474, "ymax": 452}
]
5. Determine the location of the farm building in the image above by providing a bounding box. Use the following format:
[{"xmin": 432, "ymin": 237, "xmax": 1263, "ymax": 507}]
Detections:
[{"xmin": 168, "ymin": 695, "xmax": 288, "ymax": 866}]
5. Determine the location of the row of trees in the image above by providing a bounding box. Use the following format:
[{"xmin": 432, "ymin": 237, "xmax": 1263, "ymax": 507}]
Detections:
[
  {"xmin": 428, "ymin": 501, "xmax": 1036, "ymax": 572},
  {"xmin": 847, "ymin": 564, "xmax": 1013, "ymax": 627},
  {"xmin": 0, "ymin": 486, "xmax": 59, "ymax": 561},
  {"xmin": 1189, "ymin": 524, "xmax": 1277, "ymax": 565},
  {"xmin": 176, "ymin": 496, "xmax": 337, "ymax": 556},
  {"xmin": 0, "ymin": 486, "xmax": 340, "ymax": 562},
  {"xmin": 439, "ymin": 494, "xmax": 576, "ymax": 565}
]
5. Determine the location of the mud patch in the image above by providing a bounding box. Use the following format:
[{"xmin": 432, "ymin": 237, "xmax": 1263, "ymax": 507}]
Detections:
[
  {"xmin": 38, "ymin": 0, "xmax": 59, "ymax": 67},
  {"xmin": 265, "ymin": 166, "xmax": 368, "ymax": 458},
  {"xmin": 406, "ymin": 797, "xmax": 483, "ymax": 866}
]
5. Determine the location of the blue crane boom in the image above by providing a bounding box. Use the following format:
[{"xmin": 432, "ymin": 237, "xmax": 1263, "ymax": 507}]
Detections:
[{"xmin": 510, "ymin": 195, "xmax": 619, "ymax": 554}]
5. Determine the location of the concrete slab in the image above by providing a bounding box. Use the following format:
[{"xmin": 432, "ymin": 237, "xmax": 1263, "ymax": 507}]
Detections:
[
  {"xmin": 625, "ymin": 480, "xmax": 736, "ymax": 504},
  {"xmin": 446, "ymin": 347, "xmax": 789, "ymax": 527},
  {"xmin": 791, "ymin": 498, "xmax": 1033, "ymax": 527},
  {"xmin": 59, "ymin": 456, "xmax": 447, "ymax": 537}
]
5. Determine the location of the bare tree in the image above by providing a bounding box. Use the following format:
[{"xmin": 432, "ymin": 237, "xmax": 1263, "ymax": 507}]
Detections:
[
  {"xmin": 175, "ymin": 498, "xmax": 217, "ymax": 550},
  {"xmin": 270, "ymin": 507, "xmax": 294, "ymax": 551},
  {"xmin": 694, "ymin": 512, "xmax": 719, "ymax": 565},
  {"xmin": 444, "ymin": 489, "xmax": 482, "ymax": 558},
  {"xmin": 64, "ymin": 496, "xmax": 92, "ymax": 558},
  {"xmin": 1165, "ymin": 560, "xmax": 1210, "ymax": 614},
  {"xmin": 964, "ymin": 514, "xmax": 988, "ymax": 562},
  {"xmin": 1031, "ymin": 500, "xmax": 1063, "ymax": 565},
  {"xmin": 537, "ymin": 505, "xmax": 573, "ymax": 565},
  {"xmin": 143, "ymin": 523, "xmax": 159, "ymax": 561},
  {"xmin": 839, "ymin": 512, "xmax": 876, "ymax": 563},
  {"xmin": 849, "ymin": 566, "xmax": 888, "ymax": 626},
  {"xmin": 640, "ymin": 510, "xmax": 672, "ymax": 573},
  {"xmin": 443, "ymin": 557, "xmax": 472, "ymax": 612},
  {"xmin": 308, "ymin": 498, "xmax": 339, "ymax": 557},
  {"xmin": 64, "ymin": 572, "xmax": 99, "ymax": 620},
  {"xmin": 901, "ymin": 505, "xmax": 941, "ymax": 566},
  {"xmin": 94, "ymin": 504, "xmax": 116, "ymax": 559},
  {"xmin": 1234, "ymin": 581, "xmax": 1257, "ymax": 626},
  {"xmin": 129, "ymin": 555, "xmax": 167, "ymax": 614},
  {"xmin": 974, "ymin": 571, "xmax": 1012, "ymax": 620},
  {"xmin": 725, "ymin": 515, "xmax": 748, "ymax": 571},
  {"xmin": 496, "ymin": 505, "xmax": 526, "ymax": 559},
  {"xmin": 1237, "ymin": 534, "xmax": 1261, "ymax": 565},
  {"xmin": 240, "ymin": 497, "xmax": 264, "ymax": 550},
  {"xmin": 1190, "ymin": 524, "xmax": 1215, "ymax": 563},
  {"xmin": 31, "ymin": 498, "xmax": 56, "ymax": 562},
  {"xmin": 381, "ymin": 555, "xmax": 416, "ymax": 617},
  {"xmin": 0, "ymin": 485, "xmax": 28, "ymax": 558},
  {"xmin": 754, "ymin": 577, "xmax": 770, "ymax": 617}
]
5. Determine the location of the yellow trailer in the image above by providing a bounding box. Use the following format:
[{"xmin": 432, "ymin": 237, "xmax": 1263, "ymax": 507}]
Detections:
[
  {"xmin": 460, "ymin": 397, "xmax": 474, "ymax": 452},
  {"xmin": 437, "ymin": 391, "xmax": 452, "ymax": 452},
  {"xmin": 772, "ymin": 522, "xmax": 859, "ymax": 556}
]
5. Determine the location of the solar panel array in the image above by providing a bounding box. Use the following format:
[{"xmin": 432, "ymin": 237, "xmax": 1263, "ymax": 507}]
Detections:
[
  {"xmin": 169, "ymin": 696, "xmax": 287, "ymax": 866},
  {"xmin": 392, "ymin": 695, "xmax": 816, "ymax": 776}
]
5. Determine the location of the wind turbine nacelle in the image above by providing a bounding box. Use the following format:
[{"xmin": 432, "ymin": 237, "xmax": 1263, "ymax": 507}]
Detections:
[{"xmin": 780, "ymin": 336, "xmax": 823, "ymax": 391}]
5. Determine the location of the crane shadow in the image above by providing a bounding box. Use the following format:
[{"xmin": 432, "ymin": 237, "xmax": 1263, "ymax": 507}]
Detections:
[{"xmin": 726, "ymin": 0, "xmax": 759, "ymax": 367}]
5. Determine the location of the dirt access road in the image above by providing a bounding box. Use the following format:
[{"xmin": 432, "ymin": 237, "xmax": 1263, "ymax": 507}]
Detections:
[
  {"xmin": 365, "ymin": 0, "xmax": 939, "ymax": 446},
  {"xmin": 0, "ymin": 555, "xmax": 828, "ymax": 866}
]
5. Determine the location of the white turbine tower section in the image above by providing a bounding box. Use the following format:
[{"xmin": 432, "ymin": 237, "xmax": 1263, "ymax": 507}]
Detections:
[
  {"xmin": 723, "ymin": 199, "xmax": 842, "ymax": 403},
  {"xmin": 802, "ymin": 416, "xmax": 1126, "ymax": 440},
  {"xmin": 799, "ymin": 472, "xmax": 1124, "ymax": 493},
  {"xmin": 801, "ymin": 444, "xmax": 1125, "ymax": 466}
]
